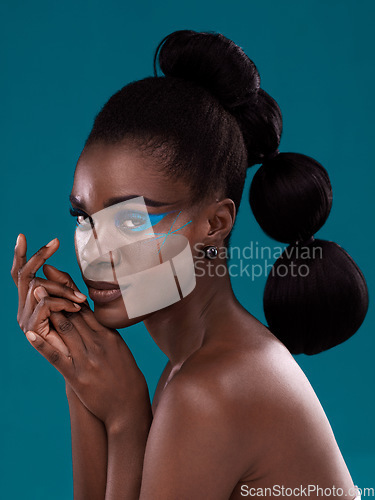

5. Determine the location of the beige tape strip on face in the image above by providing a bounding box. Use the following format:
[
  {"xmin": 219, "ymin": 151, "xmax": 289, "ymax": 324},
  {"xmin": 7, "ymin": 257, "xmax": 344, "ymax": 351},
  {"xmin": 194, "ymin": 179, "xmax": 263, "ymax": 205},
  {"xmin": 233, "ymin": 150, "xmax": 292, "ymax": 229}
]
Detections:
[{"xmin": 75, "ymin": 196, "xmax": 196, "ymax": 318}]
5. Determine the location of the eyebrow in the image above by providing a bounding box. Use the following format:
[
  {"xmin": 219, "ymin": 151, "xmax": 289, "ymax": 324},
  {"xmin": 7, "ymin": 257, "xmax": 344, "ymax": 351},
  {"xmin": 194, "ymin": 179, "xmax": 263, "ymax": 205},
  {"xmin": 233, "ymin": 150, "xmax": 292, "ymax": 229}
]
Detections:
[{"xmin": 69, "ymin": 194, "xmax": 177, "ymax": 210}]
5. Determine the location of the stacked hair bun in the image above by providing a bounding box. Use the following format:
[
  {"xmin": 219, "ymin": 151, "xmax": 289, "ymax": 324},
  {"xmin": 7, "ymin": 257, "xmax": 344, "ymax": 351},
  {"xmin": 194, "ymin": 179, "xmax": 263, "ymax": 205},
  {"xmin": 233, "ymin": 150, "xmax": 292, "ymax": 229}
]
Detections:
[{"xmin": 154, "ymin": 29, "xmax": 369, "ymax": 355}]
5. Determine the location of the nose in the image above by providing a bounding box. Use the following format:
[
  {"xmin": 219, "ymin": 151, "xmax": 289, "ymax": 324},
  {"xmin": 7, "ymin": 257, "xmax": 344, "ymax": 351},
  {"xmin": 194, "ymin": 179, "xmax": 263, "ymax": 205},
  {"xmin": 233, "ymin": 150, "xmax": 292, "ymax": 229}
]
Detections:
[
  {"xmin": 89, "ymin": 248, "xmax": 122, "ymax": 268},
  {"xmin": 81, "ymin": 235, "xmax": 100, "ymax": 264},
  {"xmin": 76, "ymin": 230, "xmax": 100, "ymax": 267},
  {"xmin": 109, "ymin": 248, "xmax": 121, "ymax": 267}
]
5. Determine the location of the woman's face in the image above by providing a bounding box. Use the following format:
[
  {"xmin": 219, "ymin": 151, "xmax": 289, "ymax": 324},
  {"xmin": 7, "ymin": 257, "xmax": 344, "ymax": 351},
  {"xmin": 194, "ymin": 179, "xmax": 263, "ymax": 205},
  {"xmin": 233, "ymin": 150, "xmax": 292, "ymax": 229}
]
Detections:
[{"xmin": 70, "ymin": 141, "xmax": 207, "ymax": 329}]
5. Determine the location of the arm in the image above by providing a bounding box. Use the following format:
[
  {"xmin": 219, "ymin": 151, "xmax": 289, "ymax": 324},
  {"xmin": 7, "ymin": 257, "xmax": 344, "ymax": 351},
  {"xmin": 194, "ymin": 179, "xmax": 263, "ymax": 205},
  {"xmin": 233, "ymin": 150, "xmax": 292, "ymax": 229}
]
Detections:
[
  {"xmin": 11, "ymin": 237, "xmax": 107, "ymax": 500},
  {"xmin": 49, "ymin": 277, "xmax": 153, "ymax": 499},
  {"xmin": 105, "ymin": 383, "xmax": 153, "ymax": 500},
  {"xmin": 42, "ymin": 265, "xmax": 108, "ymax": 500},
  {"xmin": 27, "ymin": 303, "xmax": 153, "ymax": 500},
  {"xmin": 66, "ymin": 384, "xmax": 108, "ymax": 500},
  {"xmin": 12, "ymin": 235, "xmax": 152, "ymax": 499},
  {"xmin": 23, "ymin": 284, "xmax": 153, "ymax": 499}
]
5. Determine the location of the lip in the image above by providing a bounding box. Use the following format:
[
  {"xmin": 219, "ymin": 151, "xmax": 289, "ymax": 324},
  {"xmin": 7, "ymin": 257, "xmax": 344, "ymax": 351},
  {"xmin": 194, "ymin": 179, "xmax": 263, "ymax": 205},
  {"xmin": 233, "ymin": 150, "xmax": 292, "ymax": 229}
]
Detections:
[
  {"xmin": 84, "ymin": 279, "xmax": 120, "ymax": 290},
  {"xmin": 87, "ymin": 286, "xmax": 123, "ymax": 305}
]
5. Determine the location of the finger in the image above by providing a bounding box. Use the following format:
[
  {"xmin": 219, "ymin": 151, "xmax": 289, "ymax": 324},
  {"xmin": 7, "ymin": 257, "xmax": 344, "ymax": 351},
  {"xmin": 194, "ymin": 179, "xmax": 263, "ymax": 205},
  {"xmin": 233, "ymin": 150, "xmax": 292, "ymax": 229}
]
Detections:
[
  {"xmin": 17, "ymin": 238, "xmax": 60, "ymax": 309},
  {"xmin": 56, "ymin": 307, "xmax": 102, "ymax": 348},
  {"xmin": 32, "ymin": 287, "xmax": 81, "ymax": 356},
  {"xmin": 48, "ymin": 310, "xmax": 88, "ymax": 354},
  {"xmin": 49, "ymin": 310, "xmax": 88, "ymax": 353},
  {"xmin": 27, "ymin": 319, "xmax": 70, "ymax": 357},
  {"xmin": 30, "ymin": 277, "xmax": 86, "ymax": 303},
  {"xmin": 18, "ymin": 277, "xmax": 85, "ymax": 340},
  {"xmin": 25, "ymin": 331, "xmax": 74, "ymax": 380},
  {"xmin": 75, "ymin": 301, "xmax": 106, "ymax": 332},
  {"xmin": 18, "ymin": 278, "xmax": 39, "ymax": 330},
  {"xmin": 43, "ymin": 264, "xmax": 91, "ymax": 310},
  {"xmin": 39, "ymin": 328, "xmax": 71, "ymax": 356},
  {"xmin": 28, "ymin": 289, "xmax": 81, "ymax": 334},
  {"xmin": 18, "ymin": 275, "xmax": 86, "ymax": 333},
  {"xmin": 43, "ymin": 264, "xmax": 81, "ymax": 292},
  {"xmin": 43, "ymin": 265, "xmax": 103, "ymax": 331},
  {"xmin": 11, "ymin": 234, "xmax": 27, "ymax": 285}
]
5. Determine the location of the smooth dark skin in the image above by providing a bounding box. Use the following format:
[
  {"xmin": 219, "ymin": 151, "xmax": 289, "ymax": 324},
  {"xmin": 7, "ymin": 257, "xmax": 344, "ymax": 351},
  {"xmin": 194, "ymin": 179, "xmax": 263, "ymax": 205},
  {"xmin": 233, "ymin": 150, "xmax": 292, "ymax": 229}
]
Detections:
[{"xmin": 12, "ymin": 142, "xmax": 357, "ymax": 499}]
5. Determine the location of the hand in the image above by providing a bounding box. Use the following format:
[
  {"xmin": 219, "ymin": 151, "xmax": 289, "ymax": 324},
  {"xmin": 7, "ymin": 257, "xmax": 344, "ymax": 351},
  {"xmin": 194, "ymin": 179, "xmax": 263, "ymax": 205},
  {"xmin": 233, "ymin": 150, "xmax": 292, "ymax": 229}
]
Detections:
[
  {"xmin": 29, "ymin": 286, "xmax": 150, "ymax": 430},
  {"xmin": 11, "ymin": 234, "xmax": 87, "ymax": 355},
  {"xmin": 11, "ymin": 235, "xmax": 150, "ymax": 429}
]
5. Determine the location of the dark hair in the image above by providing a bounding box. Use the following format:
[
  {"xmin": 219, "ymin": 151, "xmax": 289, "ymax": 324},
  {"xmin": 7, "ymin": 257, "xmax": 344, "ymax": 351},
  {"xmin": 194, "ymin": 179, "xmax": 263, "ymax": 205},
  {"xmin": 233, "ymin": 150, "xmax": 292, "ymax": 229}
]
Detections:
[{"xmin": 85, "ymin": 29, "xmax": 369, "ymax": 355}]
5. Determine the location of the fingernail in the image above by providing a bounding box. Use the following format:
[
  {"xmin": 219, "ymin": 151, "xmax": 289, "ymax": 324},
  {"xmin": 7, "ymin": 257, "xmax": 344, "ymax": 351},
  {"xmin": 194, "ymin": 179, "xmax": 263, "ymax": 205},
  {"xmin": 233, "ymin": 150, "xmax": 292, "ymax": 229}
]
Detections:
[
  {"xmin": 73, "ymin": 303, "xmax": 81, "ymax": 309},
  {"xmin": 34, "ymin": 287, "xmax": 47, "ymax": 300},
  {"xmin": 73, "ymin": 291, "xmax": 86, "ymax": 300},
  {"xmin": 26, "ymin": 331, "xmax": 37, "ymax": 342},
  {"xmin": 46, "ymin": 238, "xmax": 58, "ymax": 247},
  {"xmin": 15, "ymin": 234, "xmax": 21, "ymax": 247}
]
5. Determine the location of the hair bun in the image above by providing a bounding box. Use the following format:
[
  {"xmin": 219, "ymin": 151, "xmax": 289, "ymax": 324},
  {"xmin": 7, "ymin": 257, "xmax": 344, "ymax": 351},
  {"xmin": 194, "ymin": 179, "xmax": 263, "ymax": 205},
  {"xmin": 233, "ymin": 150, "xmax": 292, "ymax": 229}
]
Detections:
[
  {"xmin": 264, "ymin": 239, "xmax": 369, "ymax": 355},
  {"xmin": 250, "ymin": 153, "xmax": 333, "ymax": 243},
  {"xmin": 154, "ymin": 29, "xmax": 260, "ymax": 110}
]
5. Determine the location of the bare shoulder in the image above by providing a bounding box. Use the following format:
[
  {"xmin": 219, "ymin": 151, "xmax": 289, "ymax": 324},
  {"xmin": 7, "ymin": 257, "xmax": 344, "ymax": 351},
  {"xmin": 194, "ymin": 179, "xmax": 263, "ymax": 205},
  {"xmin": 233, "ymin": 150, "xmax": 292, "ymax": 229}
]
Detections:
[
  {"xmin": 166, "ymin": 331, "xmax": 312, "ymax": 410},
  {"xmin": 151, "ymin": 327, "xmax": 353, "ymax": 487},
  {"xmin": 158, "ymin": 329, "xmax": 331, "ymax": 456},
  {"xmin": 143, "ymin": 334, "xmax": 299, "ymax": 497},
  {"xmin": 148, "ymin": 341, "xmax": 270, "ymax": 486}
]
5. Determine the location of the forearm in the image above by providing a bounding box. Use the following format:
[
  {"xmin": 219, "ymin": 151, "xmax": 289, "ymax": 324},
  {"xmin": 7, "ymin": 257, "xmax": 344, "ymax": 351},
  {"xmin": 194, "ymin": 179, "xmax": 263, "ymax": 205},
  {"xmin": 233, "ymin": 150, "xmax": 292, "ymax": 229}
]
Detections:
[
  {"xmin": 105, "ymin": 386, "xmax": 153, "ymax": 500},
  {"xmin": 67, "ymin": 384, "xmax": 108, "ymax": 500}
]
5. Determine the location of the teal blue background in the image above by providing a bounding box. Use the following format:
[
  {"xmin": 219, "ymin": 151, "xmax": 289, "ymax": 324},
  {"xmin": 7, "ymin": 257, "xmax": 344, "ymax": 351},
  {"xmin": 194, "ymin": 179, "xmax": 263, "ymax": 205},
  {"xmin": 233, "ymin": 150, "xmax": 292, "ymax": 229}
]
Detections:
[{"xmin": 1, "ymin": 0, "xmax": 374, "ymax": 497}]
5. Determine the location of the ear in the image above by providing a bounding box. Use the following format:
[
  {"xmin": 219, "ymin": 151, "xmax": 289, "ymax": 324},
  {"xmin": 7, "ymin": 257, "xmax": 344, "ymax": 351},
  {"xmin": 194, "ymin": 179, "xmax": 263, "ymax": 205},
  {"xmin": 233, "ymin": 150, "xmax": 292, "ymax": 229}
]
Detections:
[{"xmin": 205, "ymin": 198, "xmax": 236, "ymax": 245}]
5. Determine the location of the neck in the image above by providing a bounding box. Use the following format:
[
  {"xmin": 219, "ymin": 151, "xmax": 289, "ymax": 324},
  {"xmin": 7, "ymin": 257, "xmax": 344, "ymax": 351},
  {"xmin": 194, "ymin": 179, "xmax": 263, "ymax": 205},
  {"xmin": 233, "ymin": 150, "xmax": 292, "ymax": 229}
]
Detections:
[{"xmin": 143, "ymin": 270, "xmax": 238, "ymax": 368}]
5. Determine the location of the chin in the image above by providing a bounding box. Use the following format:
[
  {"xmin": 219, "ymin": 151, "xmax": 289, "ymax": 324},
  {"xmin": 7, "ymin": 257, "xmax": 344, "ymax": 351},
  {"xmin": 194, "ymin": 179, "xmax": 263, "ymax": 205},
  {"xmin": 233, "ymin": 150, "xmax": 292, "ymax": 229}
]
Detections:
[{"xmin": 92, "ymin": 298, "xmax": 146, "ymax": 329}]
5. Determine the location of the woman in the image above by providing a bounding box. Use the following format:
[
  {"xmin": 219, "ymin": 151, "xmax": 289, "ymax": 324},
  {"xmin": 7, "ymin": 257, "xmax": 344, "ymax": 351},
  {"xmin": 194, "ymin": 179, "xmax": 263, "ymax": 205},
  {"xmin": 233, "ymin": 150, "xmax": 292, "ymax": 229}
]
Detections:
[{"xmin": 11, "ymin": 30, "xmax": 368, "ymax": 499}]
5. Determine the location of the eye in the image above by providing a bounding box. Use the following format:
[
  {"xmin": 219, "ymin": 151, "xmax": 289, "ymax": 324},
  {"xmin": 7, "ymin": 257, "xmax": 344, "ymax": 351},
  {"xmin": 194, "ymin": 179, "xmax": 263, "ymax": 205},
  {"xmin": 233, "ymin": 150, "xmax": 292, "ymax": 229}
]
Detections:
[
  {"xmin": 115, "ymin": 210, "xmax": 151, "ymax": 233},
  {"xmin": 69, "ymin": 207, "xmax": 92, "ymax": 231},
  {"xmin": 114, "ymin": 210, "xmax": 172, "ymax": 233}
]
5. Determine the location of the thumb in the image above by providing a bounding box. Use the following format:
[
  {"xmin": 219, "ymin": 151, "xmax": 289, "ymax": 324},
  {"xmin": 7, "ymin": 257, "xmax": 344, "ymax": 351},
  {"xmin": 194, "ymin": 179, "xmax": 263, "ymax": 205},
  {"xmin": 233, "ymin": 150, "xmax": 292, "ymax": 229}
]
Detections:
[
  {"xmin": 43, "ymin": 264, "xmax": 78, "ymax": 290},
  {"xmin": 43, "ymin": 265, "xmax": 89, "ymax": 307}
]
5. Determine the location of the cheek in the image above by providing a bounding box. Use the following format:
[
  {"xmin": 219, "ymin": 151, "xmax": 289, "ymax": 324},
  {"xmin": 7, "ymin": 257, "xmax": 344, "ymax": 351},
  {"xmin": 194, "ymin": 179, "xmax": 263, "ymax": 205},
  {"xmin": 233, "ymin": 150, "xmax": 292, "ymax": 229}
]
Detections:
[
  {"xmin": 73, "ymin": 210, "xmax": 199, "ymax": 322},
  {"xmin": 74, "ymin": 237, "xmax": 80, "ymax": 268},
  {"xmin": 183, "ymin": 217, "xmax": 207, "ymax": 256},
  {"xmin": 74, "ymin": 232, "xmax": 86, "ymax": 275}
]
